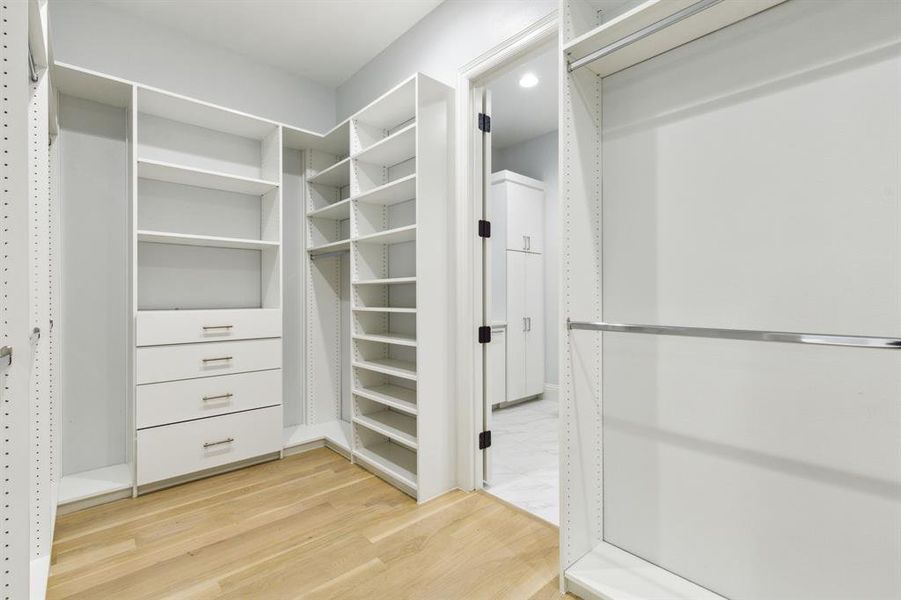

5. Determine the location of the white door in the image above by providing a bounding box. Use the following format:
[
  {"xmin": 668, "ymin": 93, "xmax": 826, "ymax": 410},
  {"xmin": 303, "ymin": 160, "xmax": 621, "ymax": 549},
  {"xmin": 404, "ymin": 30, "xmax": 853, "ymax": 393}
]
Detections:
[
  {"xmin": 506, "ymin": 250, "xmax": 527, "ymax": 402},
  {"xmin": 521, "ymin": 184, "xmax": 545, "ymax": 254},
  {"xmin": 524, "ymin": 252, "xmax": 545, "ymax": 397}
]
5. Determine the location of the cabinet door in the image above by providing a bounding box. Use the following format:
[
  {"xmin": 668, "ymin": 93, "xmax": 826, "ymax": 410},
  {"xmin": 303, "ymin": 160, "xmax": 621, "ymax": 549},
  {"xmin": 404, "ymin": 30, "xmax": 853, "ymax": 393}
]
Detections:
[
  {"xmin": 505, "ymin": 251, "xmax": 526, "ymax": 401},
  {"xmin": 505, "ymin": 182, "xmax": 529, "ymax": 252},
  {"xmin": 521, "ymin": 185, "xmax": 545, "ymax": 254},
  {"xmin": 524, "ymin": 252, "xmax": 545, "ymax": 396}
]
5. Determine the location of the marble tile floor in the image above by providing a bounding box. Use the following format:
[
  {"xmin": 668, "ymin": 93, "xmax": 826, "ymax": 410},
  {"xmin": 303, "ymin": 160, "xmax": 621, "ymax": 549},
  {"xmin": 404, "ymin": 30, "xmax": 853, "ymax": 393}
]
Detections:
[{"xmin": 485, "ymin": 396, "xmax": 559, "ymax": 525}]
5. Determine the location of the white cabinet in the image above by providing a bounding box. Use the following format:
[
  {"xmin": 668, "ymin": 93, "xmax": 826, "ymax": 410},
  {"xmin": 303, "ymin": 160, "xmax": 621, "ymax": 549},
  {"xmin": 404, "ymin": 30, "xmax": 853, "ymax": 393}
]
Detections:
[
  {"xmin": 492, "ymin": 170, "xmax": 545, "ymax": 253},
  {"xmin": 506, "ymin": 251, "xmax": 545, "ymax": 402}
]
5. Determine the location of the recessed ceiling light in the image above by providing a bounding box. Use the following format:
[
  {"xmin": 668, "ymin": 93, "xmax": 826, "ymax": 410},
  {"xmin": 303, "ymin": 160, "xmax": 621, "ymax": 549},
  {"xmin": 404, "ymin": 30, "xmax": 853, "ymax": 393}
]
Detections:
[{"xmin": 519, "ymin": 73, "xmax": 539, "ymax": 88}]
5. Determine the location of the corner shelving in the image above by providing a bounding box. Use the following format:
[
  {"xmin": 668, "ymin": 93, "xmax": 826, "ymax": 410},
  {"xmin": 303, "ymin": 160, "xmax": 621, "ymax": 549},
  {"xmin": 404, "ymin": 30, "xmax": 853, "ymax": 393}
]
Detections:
[
  {"xmin": 308, "ymin": 156, "xmax": 350, "ymax": 188},
  {"xmin": 308, "ymin": 239, "xmax": 350, "ymax": 256},
  {"xmin": 353, "ymin": 173, "xmax": 416, "ymax": 206},
  {"xmin": 137, "ymin": 230, "xmax": 279, "ymax": 251},
  {"xmin": 352, "ymin": 357, "xmax": 417, "ymax": 381},
  {"xmin": 353, "ymin": 410, "xmax": 417, "ymax": 449},
  {"xmin": 354, "ymin": 442, "xmax": 417, "ymax": 492},
  {"xmin": 353, "ymin": 383, "xmax": 417, "ymax": 415}
]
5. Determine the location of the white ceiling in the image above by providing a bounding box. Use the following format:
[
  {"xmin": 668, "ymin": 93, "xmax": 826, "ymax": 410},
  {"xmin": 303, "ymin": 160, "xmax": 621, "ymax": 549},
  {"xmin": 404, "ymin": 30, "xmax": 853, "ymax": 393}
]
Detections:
[
  {"xmin": 485, "ymin": 45, "xmax": 558, "ymax": 149},
  {"xmin": 88, "ymin": 0, "xmax": 443, "ymax": 88}
]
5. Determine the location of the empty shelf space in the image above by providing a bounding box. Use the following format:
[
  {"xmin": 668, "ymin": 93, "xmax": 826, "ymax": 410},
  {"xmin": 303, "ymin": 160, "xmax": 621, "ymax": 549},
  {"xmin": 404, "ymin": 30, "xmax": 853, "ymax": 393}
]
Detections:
[
  {"xmin": 353, "ymin": 123, "xmax": 416, "ymax": 167},
  {"xmin": 354, "ymin": 225, "xmax": 416, "ymax": 245},
  {"xmin": 354, "ymin": 410, "xmax": 417, "ymax": 449},
  {"xmin": 352, "ymin": 174, "xmax": 416, "ymax": 206},
  {"xmin": 308, "ymin": 157, "xmax": 350, "ymax": 188},
  {"xmin": 352, "ymin": 306, "xmax": 416, "ymax": 314},
  {"xmin": 308, "ymin": 239, "xmax": 350, "ymax": 255},
  {"xmin": 354, "ymin": 77, "xmax": 416, "ymax": 131},
  {"xmin": 137, "ymin": 230, "xmax": 279, "ymax": 250},
  {"xmin": 353, "ymin": 331, "xmax": 417, "ymax": 347},
  {"xmin": 354, "ymin": 442, "xmax": 417, "ymax": 490},
  {"xmin": 58, "ymin": 463, "xmax": 132, "ymax": 505},
  {"xmin": 353, "ymin": 276, "xmax": 416, "ymax": 286},
  {"xmin": 307, "ymin": 198, "xmax": 350, "ymax": 220},
  {"xmin": 137, "ymin": 158, "xmax": 277, "ymax": 195},
  {"xmin": 354, "ymin": 384, "xmax": 417, "ymax": 415},
  {"xmin": 353, "ymin": 357, "xmax": 417, "ymax": 381}
]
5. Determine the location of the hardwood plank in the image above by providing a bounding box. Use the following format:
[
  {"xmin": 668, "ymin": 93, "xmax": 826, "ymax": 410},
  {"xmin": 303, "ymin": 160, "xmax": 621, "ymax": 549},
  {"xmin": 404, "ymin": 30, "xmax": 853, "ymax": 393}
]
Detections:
[{"xmin": 50, "ymin": 448, "xmax": 567, "ymax": 599}]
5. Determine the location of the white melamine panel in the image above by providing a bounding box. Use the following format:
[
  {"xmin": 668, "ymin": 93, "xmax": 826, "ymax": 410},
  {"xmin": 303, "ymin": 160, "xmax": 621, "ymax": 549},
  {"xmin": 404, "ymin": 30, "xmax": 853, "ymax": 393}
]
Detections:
[
  {"xmin": 601, "ymin": 0, "xmax": 901, "ymax": 337},
  {"xmin": 137, "ymin": 243, "xmax": 263, "ymax": 310},
  {"xmin": 136, "ymin": 369, "xmax": 281, "ymax": 429},
  {"xmin": 487, "ymin": 326, "xmax": 506, "ymax": 408},
  {"xmin": 136, "ymin": 338, "xmax": 281, "ymax": 384},
  {"xmin": 58, "ymin": 94, "xmax": 129, "ymax": 476},
  {"xmin": 136, "ymin": 158, "xmax": 276, "ymax": 196},
  {"xmin": 524, "ymin": 252, "xmax": 545, "ymax": 397},
  {"xmin": 282, "ymin": 147, "xmax": 304, "ymax": 427},
  {"xmin": 137, "ymin": 406, "xmax": 281, "ymax": 485},
  {"xmin": 136, "ymin": 308, "xmax": 281, "ymax": 346}
]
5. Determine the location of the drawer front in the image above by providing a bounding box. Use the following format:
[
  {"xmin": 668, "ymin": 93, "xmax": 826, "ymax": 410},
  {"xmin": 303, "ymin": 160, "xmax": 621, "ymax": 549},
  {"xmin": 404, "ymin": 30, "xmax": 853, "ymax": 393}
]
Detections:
[
  {"xmin": 137, "ymin": 338, "xmax": 282, "ymax": 384},
  {"xmin": 137, "ymin": 309, "xmax": 281, "ymax": 346},
  {"xmin": 137, "ymin": 369, "xmax": 282, "ymax": 429},
  {"xmin": 137, "ymin": 406, "xmax": 281, "ymax": 486}
]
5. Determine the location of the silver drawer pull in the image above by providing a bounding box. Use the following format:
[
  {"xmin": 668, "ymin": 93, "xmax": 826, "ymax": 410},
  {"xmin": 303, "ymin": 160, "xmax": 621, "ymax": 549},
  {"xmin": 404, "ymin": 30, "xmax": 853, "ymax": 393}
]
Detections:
[
  {"xmin": 203, "ymin": 437, "xmax": 234, "ymax": 449},
  {"xmin": 202, "ymin": 325, "xmax": 234, "ymax": 331},
  {"xmin": 202, "ymin": 356, "xmax": 233, "ymax": 363},
  {"xmin": 202, "ymin": 393, "xmax": 233, "ymax": 402}
]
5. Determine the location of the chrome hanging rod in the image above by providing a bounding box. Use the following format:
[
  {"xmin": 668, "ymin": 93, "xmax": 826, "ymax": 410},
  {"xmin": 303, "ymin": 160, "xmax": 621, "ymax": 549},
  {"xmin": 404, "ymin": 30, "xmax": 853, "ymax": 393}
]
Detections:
[
  {"xmin": 28, "ymin": 45, "xmax": 39, "ymax": 83},
  {"xmin": 566, "ymin": 319, "xmax": 901, "ymax": 350},
  {"xmin": 568, "ymin": 0, "xmax": 725, "ymax": 73}
]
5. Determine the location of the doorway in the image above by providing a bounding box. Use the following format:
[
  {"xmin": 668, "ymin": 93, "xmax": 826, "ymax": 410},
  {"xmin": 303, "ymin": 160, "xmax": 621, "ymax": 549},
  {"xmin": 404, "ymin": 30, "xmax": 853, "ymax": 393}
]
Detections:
[{"xmin": 471, "ymin": 41, "xmax": 560, "ymax": 524}]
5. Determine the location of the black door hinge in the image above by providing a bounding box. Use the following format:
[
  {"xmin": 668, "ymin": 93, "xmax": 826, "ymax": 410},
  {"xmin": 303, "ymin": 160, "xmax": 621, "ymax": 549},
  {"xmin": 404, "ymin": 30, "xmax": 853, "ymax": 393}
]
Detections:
[
  {"xmin": 478, "ymin": 219, "xmax": 491, "ymax": 238},
  {"xmin": 479, "ymin": 430, "xmax": 492, "ymax": 450},
  {"xmin": 478, "ymin": 112, "xmax": 491, "ymax": 133},
  {"xmin": 478, "ymin": 325, "xmax": 491, "ymax": 344}
]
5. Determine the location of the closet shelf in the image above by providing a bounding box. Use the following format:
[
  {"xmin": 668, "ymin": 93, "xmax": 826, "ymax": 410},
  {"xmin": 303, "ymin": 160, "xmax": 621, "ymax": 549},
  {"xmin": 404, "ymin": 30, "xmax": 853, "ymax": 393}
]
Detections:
[
  {"xmin": 354, "ymin": 411, "xmax": 417, "ymax": 449},
  {"xmin": 137, "ymin": 158, "xmax": 278, "ymax": 195},
  {"xmin": 353, "ymin": 384, "xmax": 417, "ymax": 416},
  {"xmin": 307, "ymin": 198, "xmax": 350, "ymax": 220},
  {"xmin": 58, "ymin": 463, "xmax": 132, "ymax": 505},
  {"xmin": 352, "ymin": 307, "xmax": 416, "ymax": 314},
  {"xmin": 353, "ymin": 123, "xmax": 416, "ymax": 167},
  {"xmin": 353, "ymin": 276, "xmax": 416, "ymax": 286},
  {"xmin": 353, "ymin": 332, "xmax": 417, "ymax": 348},
  {"xmin": 354, "ymin": 442, "xmax": 417, "ymax": 490},
  {"xmin": 353, "ymin": 358, "xmax": 417, "ymax": 381},
  {"xmin": 308, "ymin": 239, "xmax": 350, "ymax": 255},
  {"xmin": 137, "ymin": 230, "xmax": 279, "ymax": 251},
  {"xmin": 308, "ymin": 157, "xmax": 350, "ymax": 188},
  {"xmin": 352, "ymin": 174, "xmax": 416, "ymax": 206},
  {"xmin": 354, "ymin": 225, "xmax": 416, "ymax": 245},
  {"xmin": 354, "ymin": 76, "xmax": 416, "ymax": 131}
]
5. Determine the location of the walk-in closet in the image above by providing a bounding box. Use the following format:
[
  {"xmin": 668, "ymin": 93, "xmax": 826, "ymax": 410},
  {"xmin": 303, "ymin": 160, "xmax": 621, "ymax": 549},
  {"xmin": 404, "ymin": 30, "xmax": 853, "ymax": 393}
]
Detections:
[{"xmin": 5, "ymin": 1, "xmax": 900, "ymax": 598}]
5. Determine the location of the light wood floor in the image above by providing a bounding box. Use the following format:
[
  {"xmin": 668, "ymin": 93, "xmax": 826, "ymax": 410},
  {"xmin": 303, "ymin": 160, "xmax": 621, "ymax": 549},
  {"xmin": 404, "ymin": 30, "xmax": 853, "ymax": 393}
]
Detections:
[{"xmin": 49, "ymin": 448, "xmax": 572, "ymax": 599}]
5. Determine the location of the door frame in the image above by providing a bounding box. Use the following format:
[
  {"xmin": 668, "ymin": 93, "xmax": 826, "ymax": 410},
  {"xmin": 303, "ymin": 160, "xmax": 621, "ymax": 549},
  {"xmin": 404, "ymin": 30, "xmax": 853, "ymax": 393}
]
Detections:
[{"xmin": 454, "ymin": 12, "xmax": 558, "ymax": 491}]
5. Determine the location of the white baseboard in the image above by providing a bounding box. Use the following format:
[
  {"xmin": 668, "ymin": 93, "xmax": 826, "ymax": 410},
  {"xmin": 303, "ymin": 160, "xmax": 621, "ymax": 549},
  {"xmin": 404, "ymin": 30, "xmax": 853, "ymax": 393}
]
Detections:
[{"xmin": 544, "ymin": 383, "xmax": 559, "ymax": 403}]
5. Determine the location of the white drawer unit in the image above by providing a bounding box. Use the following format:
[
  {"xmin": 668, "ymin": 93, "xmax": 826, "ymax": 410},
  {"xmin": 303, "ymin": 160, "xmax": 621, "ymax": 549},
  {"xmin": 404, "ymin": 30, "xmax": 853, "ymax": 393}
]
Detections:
[
  {"xmin": 137, "ymin": 406, "xmax": 282, "ymax": 486},
  {"xmin": 136, "ymin": 308, "xmax": 282, "ymax": 346},
  {"xmin": 136, "ymin": 369, "xmax": 282, "ymax": 429},
  {"xmin": 136, "ymin": 338, "xmax": 282, "ymax": 384}
]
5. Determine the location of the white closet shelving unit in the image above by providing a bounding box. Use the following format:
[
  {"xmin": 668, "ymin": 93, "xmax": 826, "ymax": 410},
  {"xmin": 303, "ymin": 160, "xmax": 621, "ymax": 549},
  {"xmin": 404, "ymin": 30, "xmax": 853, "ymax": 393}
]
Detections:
[{"xmin": 52, "ymin": 63, "xmax": 454, "ymax": 509}]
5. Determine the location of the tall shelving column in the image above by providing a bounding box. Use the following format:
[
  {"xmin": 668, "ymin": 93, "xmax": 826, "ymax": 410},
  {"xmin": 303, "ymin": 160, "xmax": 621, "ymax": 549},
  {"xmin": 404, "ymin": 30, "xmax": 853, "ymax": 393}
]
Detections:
[{"xmin": 348, "ymin": 74, "xmax": 454, "ymax": 502}]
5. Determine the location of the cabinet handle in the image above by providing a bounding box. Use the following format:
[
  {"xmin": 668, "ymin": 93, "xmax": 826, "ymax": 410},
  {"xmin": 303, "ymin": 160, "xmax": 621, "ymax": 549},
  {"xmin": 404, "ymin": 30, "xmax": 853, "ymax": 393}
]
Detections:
[
  {"xmin": 202, "ymin": 325, "xmax": 234, "ymax": 331},
  {"xmin": 527, "ymin": 317, "xmax": 531, "ymax": 331},
  {"xmin": 526, "ymin": 236, "xmax": 531, "ymax": 251},
  {"xmin": 203, "ymin": 437, "xmax": 234, "ymax": 449},
  {"xmin": 523, "ymin": 235, "xmax": 528, "ymax": 250},
  {"xmin": 523, "ymin": 317, "xmax": 528, "ymax": 332},
  {"xmin": 202, "ymin": 393, "xmax": 233, "ymax": 402},
  {"xmin": 202, "ymin": 356, "xmax": 233, "ymax": 363}
]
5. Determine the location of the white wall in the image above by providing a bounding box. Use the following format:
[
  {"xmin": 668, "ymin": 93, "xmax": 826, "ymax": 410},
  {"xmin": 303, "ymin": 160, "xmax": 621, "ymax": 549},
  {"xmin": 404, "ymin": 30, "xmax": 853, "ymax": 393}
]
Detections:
[
  {"xmin": 336, "ymin": 0, "xmax": 556, "ymax": 119},
  {"xmin": 49, "ymin": 1, "xmax": 336, "ymax": 132},
  {"xmin": 494, "ymin": 131, "xmax": 559, "ymax": 387}
]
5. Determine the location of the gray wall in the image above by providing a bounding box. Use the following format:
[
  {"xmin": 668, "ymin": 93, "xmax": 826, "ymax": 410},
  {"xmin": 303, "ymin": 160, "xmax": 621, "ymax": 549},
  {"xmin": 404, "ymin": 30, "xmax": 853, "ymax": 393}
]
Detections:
[
  {"xmin": 50, "ymin": 1, "xmax": 336, "ymax": 132},
  {"xmin": 494, "ymin": 130, "xmax": 559, "ymax": 387},
  {"xmin": 336, "ymin": 0, "xmax": 556, "ymax": 119}
]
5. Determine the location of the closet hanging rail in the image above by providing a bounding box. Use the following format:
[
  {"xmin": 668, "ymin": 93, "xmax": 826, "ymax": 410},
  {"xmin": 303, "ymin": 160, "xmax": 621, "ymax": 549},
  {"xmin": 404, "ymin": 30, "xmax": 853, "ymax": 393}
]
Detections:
[
  {"xmin": 566, "ymin": 319, "xmax": 901, "ymax": 349},
  {"xmin": 567, "ymin": 0, "xmax": 724, "ymax": 73}
]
